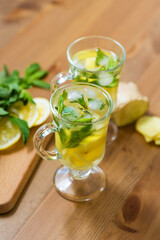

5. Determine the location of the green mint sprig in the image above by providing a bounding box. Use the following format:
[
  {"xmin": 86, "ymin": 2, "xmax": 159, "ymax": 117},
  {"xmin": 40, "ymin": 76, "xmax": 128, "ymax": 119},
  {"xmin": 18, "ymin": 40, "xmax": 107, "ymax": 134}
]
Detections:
[
  {"xmin": 0, "ymin": 63, "xmax": 50, "ymax": 144},
  {"xmin": 59, "ymin": 124, "xmax": 92, "ymax": 148},
  {"xmin": 56, "ymin": 91, "xmax": 95, "ymax": 148}
]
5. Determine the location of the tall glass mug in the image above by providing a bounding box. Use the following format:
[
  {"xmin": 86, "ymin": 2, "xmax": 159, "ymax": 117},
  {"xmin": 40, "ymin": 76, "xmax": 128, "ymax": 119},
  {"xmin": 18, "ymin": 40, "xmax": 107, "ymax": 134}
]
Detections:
[
  {"xmin": 52, "ymin": 36, "xmax": 126, "ymax": 145},
  {"xmin": 34, "ymin": 82, "xmax": 113, "ymax": 201}
]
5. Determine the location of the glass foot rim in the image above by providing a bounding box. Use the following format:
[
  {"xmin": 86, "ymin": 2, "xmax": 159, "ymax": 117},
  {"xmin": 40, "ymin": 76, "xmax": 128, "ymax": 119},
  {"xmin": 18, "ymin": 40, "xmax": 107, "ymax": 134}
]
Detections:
[{"xmin": 53, "ymin": 166, "xmax": 106, "ymax": 202}]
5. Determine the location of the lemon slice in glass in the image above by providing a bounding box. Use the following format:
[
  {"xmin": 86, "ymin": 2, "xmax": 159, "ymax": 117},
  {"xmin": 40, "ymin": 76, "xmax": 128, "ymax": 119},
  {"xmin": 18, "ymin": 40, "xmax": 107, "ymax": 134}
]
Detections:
[
  {"xmin": 0, "ymin": 117, "xmax": 21, "ymax": 150},
  {"xmin": 33, "ymin": 97, "xmax": 50, "ymax": 126},
  {"xmin": 9, "ymin": 101, "xmax": 38, "ymax": 128}
]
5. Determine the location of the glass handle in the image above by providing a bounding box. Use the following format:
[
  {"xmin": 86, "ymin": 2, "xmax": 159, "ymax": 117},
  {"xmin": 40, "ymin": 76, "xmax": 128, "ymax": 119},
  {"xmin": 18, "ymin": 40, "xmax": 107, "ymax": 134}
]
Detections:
[
  {"xmin": 34, "ymin": 123, "xmax": 61, "ymax": 161},
  {"xmin": 51, "ymin": 71, "xmax": 72, "ymax": 92}
]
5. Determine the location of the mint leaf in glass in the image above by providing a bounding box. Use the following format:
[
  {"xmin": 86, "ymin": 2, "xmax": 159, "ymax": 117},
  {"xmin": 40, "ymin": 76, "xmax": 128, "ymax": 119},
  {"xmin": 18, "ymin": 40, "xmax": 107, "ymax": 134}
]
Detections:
[
  {"xmin": 96, "ymin": 48, "xmax": 109, "ymax": 68},
  {"xmin": 59, "ymin": 128, "xmax": 68, "ymax": 146},
  {"xmin": 62, "ymin": 89, "xmax": 67, "ymax": 100},
  {"xmin": 75, "ymin": 117, "xmax": 94, "ymax": 123},
  {"xmin": 107, "ymin": 56, "xmax": 118, "ymax": 69},
  {"xmin": 58, "ymin": 95, "xmax": 64, "ymax": 114},
  {"xmin": 76, "ymin": 94, "xmax": 87, "ymax": 108},
  {"xmin": 68, "ymin": 90, "xmax": 87, "ymax": 109},
  {"xmin": 64, "ymin": 124, "xmax": 92, "ymax": 148},
  {"xmin": 62, "ymin": 106, "xmax": 78, "ymax": 122}
]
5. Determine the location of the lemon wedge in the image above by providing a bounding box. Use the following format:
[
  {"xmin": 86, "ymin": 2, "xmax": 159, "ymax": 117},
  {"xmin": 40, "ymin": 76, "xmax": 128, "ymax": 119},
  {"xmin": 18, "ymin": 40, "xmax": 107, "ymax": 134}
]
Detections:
[
  {"xmin": 0, "ymin": 117, "xmax": 21, "ymax": 150},
  {"xmin": 33, "ymin": 97, "xmax": 50, "ymax": 126},
  {"xmin": 9, "ymin": 101, "xmax": 38, "ymax": 128}
]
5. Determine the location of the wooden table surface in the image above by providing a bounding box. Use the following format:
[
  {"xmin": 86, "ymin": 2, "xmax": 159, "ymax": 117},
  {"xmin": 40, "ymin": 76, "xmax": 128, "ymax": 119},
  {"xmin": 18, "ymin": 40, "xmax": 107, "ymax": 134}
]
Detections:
[{"xmin": 0, "ymin": 0, "xmax": 160, "ymax": 239}]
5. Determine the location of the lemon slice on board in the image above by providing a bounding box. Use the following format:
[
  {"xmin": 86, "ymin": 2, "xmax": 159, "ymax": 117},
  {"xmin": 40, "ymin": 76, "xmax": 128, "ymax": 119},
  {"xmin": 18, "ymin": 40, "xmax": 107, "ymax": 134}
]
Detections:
[
  {"xmin": 9, "ymin": 101, "xmax": 38, "ymax": 128},
  {"xmin": 33, "ymin": 97, "xmax": 50, "ymax": 126},
  {"xmin": 0, "ymin": 117, "xmax": 21, "ymax": 150}
]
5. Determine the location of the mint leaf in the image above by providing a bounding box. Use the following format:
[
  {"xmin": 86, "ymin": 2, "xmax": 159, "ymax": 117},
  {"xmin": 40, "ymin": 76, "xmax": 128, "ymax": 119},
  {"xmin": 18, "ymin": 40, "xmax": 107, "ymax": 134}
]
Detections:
[
  {"xmin": 96, "ymin": 48, "xmax": 109, "ymax": 67},
  {"xmin": 0, "ymin": 86, "xmax": 11, "ymax": 99},
  {"xmin": 11, "ymin": 70, "xmax": 19, "ymax": 79},
  {"xmin": 62, "ymin": 106, "xmax": 78, "ymax": 121},
  {"xmin": 70, "ymin": 94, "xmax": 87, "ymax": 109},
  {"xmin": 64, "ymin": 125, "xmax": 92, "ymax": 148},
  {"xmin": 58, "ymin": 95, "xmax": 64, "ymax": 114},
  {"xmin": 0, "ymin": 107, "xmax": 9, "ymax": 116},
  {"xmin": 77, "ymin": 94, "xmax": 87, "ymax": 108},
  {"xmin": 7, "ymin": 93, "xmax": 19, "ymax": 105},
  {"xmin": 75, "ymin": 117, "xmax": 94, "ymax": 123},
  {"xmin": 19, "ymin": 90, "xmax": 35, "ymax": 105},
  {"xmin": 25, "ymin": 63, "xmax": 40, "ymax": 77},
  {"xmin": 59, "ymin": 128, "xmax": 68, "ymax": 146},
  {"xmin": 99, "ymin": 66, "xmax": 106, "ymax": 71},
  {"xmin": 29, "ymin": 70, "xmax": 48, "ymax": 80},
  {"xmin": 79, "ymin": 107, "xmax": 90, "ymax": 115},
  {"xmin": 10, "ymin": 116, "xmax": 29, "ymax": 144},
  {"xmin": 62, "ymin": 89, "xmax": 67, "ymax": 100},
  {"xmin": 0, "ymin": 65, "xmax": 9, "ymax": 80},
  {"xmin": 107, "ymin": 56, "xmax": 117, "ymax": 69},
  {"xmin": 28, "ymin": 80, "xmax": 50, "ymax": 89}
]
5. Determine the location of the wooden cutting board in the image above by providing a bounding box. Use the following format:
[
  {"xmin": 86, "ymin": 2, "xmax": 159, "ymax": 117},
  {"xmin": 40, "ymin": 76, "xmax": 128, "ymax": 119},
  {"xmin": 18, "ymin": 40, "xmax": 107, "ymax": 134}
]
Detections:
[
  {"xmin": 0, "ymin": 128, "xmax": 38, "ymax": 213},
  {"xmin": 0, "ymin": 118, "xmax": 52, "ymax": 214}
]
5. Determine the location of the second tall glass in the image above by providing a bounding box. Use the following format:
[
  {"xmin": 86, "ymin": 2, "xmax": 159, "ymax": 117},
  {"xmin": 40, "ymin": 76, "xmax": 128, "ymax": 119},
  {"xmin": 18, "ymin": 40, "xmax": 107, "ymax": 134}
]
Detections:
[{"xmin": 52, "ymin": 36, "xmax": 126, "ymax": 145}]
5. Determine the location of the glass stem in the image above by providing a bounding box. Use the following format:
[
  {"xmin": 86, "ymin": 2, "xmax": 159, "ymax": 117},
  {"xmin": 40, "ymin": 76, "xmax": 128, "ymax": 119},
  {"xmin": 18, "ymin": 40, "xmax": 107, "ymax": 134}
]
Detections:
[{"xmin": 69, "ymin": 169, "xmax": 91, "ymax": 180}]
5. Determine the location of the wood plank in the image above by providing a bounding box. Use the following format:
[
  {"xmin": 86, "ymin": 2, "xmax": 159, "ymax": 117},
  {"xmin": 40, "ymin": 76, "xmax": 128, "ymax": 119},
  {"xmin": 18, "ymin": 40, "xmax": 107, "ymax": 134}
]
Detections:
[
  {"xmin": 100, "ymin": 153, "xmax": 160, "ymax": 240},
  {"xmin": 0, "ymin": 0, "xmax": 54, "ymax": 49},
  {"xmin": 0, "ymin": 0, "xmax": 160, "ymax": 239}
]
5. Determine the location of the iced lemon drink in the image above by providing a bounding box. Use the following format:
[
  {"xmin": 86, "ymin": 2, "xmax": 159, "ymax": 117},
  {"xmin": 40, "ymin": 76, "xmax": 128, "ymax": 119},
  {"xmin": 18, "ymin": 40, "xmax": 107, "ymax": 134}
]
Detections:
[
  {"xmin": 52, "ymin": 84, "xmax": 112, "ymax": 171},
  {"xmin": 70, "ymin": 48, "xmax": 121, "ymax": 104}
]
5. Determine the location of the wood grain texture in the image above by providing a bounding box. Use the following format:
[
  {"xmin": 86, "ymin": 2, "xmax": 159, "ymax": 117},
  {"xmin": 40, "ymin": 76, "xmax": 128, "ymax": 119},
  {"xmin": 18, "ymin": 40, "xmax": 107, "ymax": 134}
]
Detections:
[
  {"xmin": 0, "ymin": 0, "xmax": 160, "ymax": 239},
  {"xmin": 0, "ymin": 115, "xmax": 52, "ymax": 214}
]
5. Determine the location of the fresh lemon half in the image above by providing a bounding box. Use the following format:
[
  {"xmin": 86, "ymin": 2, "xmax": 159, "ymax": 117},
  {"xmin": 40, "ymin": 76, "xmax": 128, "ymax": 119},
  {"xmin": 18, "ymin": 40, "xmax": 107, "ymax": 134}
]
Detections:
[
  {"xmin": 9, "ymin": 101, "xmax": 38, "ymax": 128},
  {"xmin": 0, "ymin": 117, "xmax": 21, "ymax": 150},
  {"xmin": 33, "ymin": 97, "xmax": 50, "ymax": 126}
]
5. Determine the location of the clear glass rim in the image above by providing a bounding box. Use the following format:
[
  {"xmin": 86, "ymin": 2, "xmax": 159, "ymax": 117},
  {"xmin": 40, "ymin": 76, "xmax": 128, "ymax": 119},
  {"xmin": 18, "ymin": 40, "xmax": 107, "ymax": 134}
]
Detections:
[
  {"xmin": 50, "ymin": 82, "xmax": 113, "ymax": 126},
  {"xmin": 67, "ymin": 35, "xmax": 126, "ymax": 73}
]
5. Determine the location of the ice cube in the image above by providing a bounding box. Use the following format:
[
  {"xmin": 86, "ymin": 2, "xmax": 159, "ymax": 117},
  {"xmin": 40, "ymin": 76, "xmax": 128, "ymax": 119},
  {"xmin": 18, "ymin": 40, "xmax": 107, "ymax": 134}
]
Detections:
[
  {"xmin": 67, "ymin": 90, "xmax": 82, "ymax": 101},
  {"xmin": 85, "ymin": 88, "xmax": 96, "ymax": 98},
  {"xmin": 88, "ymin": 99, "xmax": 104, "ymax": 110},
  {"xmin": 98, "ymin": 72, "xmax": 113, "ymax": 86}
]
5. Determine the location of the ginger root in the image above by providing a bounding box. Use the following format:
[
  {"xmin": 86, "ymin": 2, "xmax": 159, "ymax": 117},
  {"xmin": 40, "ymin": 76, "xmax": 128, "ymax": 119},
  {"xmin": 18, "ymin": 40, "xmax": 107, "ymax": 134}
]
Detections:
[{"xmin": 112, "ymin": 82, "xmax": 149, "ymax": 127}]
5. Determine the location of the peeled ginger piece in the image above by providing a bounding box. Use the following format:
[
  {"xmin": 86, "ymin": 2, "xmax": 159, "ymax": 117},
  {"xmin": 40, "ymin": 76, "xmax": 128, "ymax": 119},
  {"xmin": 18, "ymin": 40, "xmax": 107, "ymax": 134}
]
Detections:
[
  {"xmin": 155, "ymin": 139, "xmax": 160, "ymax": 145},
  {"xmin": 112, "ymin": 82, "xmax": 149, "ymax": 126},
  {"xmin": 136, "ymin": 116, "xmax": 160, "ymax": 145}
]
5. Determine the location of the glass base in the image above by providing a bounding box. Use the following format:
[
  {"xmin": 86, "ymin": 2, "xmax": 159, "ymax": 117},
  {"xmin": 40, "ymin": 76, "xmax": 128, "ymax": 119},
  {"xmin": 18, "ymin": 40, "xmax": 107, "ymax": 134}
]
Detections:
[
  {"xmin": 106, "ymin": 119, "xmax": 118, "ymax": 146},
  {"xmin": 53, "ymin": 166, "xmax": 106, "ymax": 202}
]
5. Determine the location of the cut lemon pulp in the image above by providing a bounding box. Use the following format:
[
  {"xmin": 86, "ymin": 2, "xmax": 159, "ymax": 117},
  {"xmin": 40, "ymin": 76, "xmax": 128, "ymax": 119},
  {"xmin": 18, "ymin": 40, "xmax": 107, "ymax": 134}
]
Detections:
[
  {"xmin": 0, "ymin": 117, "xmax": 21, "ymax": 150},
  {"xmin": 33, "ymin": 97, "xmax": 50, "ymax": 126},
  {"xmin": 9, "ymin": 101, "xmax": 38, "ymax": 128}
]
